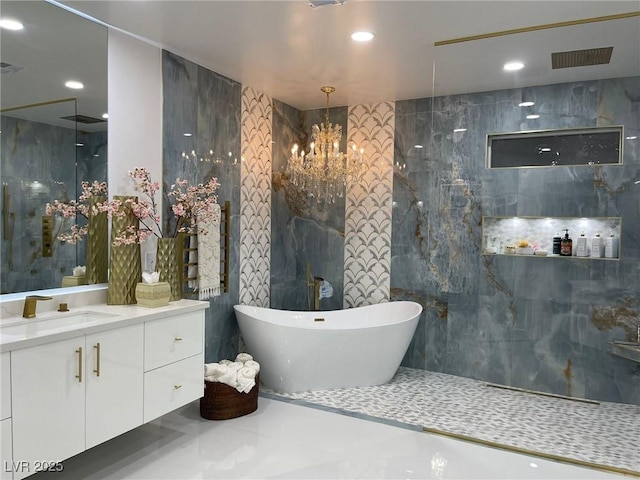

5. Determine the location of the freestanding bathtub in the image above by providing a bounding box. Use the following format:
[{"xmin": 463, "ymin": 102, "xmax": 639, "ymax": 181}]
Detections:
[{"xmin": 233, "ymin": 301, "xmax": 422, "ymax": 393}]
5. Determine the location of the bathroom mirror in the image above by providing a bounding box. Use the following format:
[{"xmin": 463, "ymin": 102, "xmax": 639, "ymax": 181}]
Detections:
[{"xmin": 0, "ymin": 0, "xmax": 108, "ymax": 294}]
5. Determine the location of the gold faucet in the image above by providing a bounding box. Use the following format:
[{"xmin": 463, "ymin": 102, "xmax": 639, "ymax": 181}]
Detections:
[{"xmin": 22, "ymin": 295, "xmax": 53, "ymax": 318}]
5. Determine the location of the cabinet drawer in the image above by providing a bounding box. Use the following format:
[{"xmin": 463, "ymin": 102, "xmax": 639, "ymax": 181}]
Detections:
[
  {"xmin": 143, "ymin": 353, "xmax": 204, "ymax": 423},
  {"xmin": 1, "ymin": 352, "xmax": 10, "ymax": 420},
  {"xmin": 144, "ymin": 312, "xmax": 203, "ymax": 371}
]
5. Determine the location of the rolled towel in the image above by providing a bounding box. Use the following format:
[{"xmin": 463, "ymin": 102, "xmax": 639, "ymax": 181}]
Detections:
[
  {"xmin": 236, "ymin": 366, "xmax": 257, "ymax": 393},
  {"xmin": 206, "ymin": 363, "xmax": 237, "ymax": 388},
  {"xmin": 244, "ymin": 360, "xmax": 260, "ymax": 374},
  {"xmin": 235, "ymin": 352, "xmax": 253, "ymax": 364},
  {"xmin": 204, "ymin": 362, "xmax": 220, "ymax": 378},
  {"xmin": 228, "ymin": 361, "xmax": 244, "ymax": 372},
  {"xmin": 219, "ymin": 359, "xmax": 233, "ymax": 365}
]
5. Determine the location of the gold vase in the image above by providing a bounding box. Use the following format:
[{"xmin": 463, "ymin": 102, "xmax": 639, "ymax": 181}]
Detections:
[
  {"xmin": 156, "ymin": 237, "xmax": 181, "ymax": 301},
  {"xmin": 85, "ymin": 195, "xmax": 108, "ymax": 284},
  {"xmin": 107, "ymin": 195, "xmax": 142, "ymax": 305}
]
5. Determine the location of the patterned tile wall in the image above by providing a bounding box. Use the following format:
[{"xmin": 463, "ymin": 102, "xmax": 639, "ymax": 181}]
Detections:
[
  {"xmin": 240, "ymin": 87, "xmax": 272, "ymax": 307},
  {"xmin": 344, "ymin": 102, "xmax": 396, "ymax": 308}
]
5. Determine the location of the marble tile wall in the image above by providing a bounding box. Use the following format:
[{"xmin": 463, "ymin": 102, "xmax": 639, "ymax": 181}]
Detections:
[
  {"xmin": 344, "ymin": 102, "xmax": 395, "ymax": 307},
  {"xmin": 239, "ymin": 87, "xmax": 272, "ymax": 307},
  {"xmin": 395, "ymin": 77, "xmax": 640, "ymax": 405},
  {"xmin": 162, "ymin": 51, "xmax": 241, "ymax": 362},
  {"xmin": 0, "ymin": 115, "xmax": 106, "ymax": 293},
  {"xmin": 270, "ymin": 101, "xmax": 346, "ymax": 312}
]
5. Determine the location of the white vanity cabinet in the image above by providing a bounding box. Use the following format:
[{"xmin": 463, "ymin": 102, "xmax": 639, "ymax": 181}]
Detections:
[
  {"xmin": 6, "ymin": 305, "xmax": 205, "ymax": 479},
  {"xmin": 11, "ymin": 336, "xmax": 86, "ymax": 479},
  {"xmin": 11, "ymin": 324, "xmax": 144, "ymax": 479},
  {"xmin": 1, "ymin": 352, "xmax": 12, "ymax": 480}
]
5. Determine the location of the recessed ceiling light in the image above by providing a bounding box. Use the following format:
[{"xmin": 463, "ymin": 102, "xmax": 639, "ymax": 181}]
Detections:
[
  {"xmin": 75, "ymin": 143, "xmax": 84, "ymax": 147},
  {"xmin": 0, "ymin": 18, "xmax": 24, "ymax": 30},
  {"xmin": 626, "ymin": 136, "xmax": 637, "ymax": 140},
  {"xmin": 183, "ymin": 133, "xmax": 193, "ymax": 137},
  {"xmin": 414, "ymin": 145, "xmax": 423, "ymax": 149},
  {"xmin": 102, "ymin": 113, "xmax": 109, "ymax": 119},
  {"xmin": 503, "ymin": 61, "xmax": 524, "ymax": 71},
  {"xmin": 65, "ymin": 80, "xmax": 84, "ymax": 90},
  {"xmin": 351, "ymin": 31, "xmax": 375, "ymax": 42},
  {"xmin": 453, "ymin": 128, "xmax": 467, "ymax": 133},
  {"xmin": 518, "ymin": 101, "xmax": 535, "ymax": 107},
  {"xmin": 526, "ymin": 114, "xmax": 540, "ymax": 119}
]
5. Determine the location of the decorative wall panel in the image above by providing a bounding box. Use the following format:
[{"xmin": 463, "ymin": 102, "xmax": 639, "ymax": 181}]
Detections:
[
  {"xmin": 344, "ymin": 102, "xmax": 395, "ymax": 308},
  {"xmin": 240, "ymin": 87, "xmax": 272, "ymax": 307}
]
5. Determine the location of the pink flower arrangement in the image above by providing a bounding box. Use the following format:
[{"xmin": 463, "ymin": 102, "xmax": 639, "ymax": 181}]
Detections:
[
  {"xmin": 108, "ymin": 167, "xmax": 220, "ymax": 246},
  {"xmin": 45, "ymin": 180, "xmax": 108, "ymax": 244}
]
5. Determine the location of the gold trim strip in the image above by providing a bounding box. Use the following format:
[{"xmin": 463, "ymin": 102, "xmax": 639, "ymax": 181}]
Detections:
[
  {"xmin": 422, "ymin": 426, "xmax": 640, "ymax": 478},
  {"xmin": 1, "ymin": 98, "xmax": 76, "ymax": 114},
  {"xmin": 485, "ymin": 383, "xmax": 600, "ymax": 405},
  {"xmin": 434, "ymin": 11, "xmax": 640, "ymax": 46}
]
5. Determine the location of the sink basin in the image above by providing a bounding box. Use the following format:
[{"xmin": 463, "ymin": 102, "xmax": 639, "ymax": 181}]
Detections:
[{"xmin": 0, "ymin": 310, "xmax": 121, "ymax": 340}]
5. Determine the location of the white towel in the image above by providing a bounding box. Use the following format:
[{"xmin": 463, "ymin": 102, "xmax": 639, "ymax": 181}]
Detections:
[
  {"xmin": 244, "ymin": 360, "xmax": 260, "ymax": 374},
  {"xmin": 196, "ymin": 203, "xmax": 221, "ymax": 300},
  {"xmin": 204, "ymin": 362, "xmax": 220, "ymax": 377},
  {"xmin": 236, "ymin": 366, "xmax": 257, "ymax": 393},
  {"xmin": 204, "ymin": 363, "xmax": 237, "ymax": 388},
  {"xmin": 235, "ymin": 353, "xmax": 253, "ymax": 364},
  {"xmin": 219, "ymin": 359, "xmax": 233, "ymax": 365},
  {"xmin": 228, "ymin": 361, "xmax": 244, "ymax": 372}
]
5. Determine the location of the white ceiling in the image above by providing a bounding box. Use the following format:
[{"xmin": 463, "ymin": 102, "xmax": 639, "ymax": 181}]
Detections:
[
  {"xmin": 59, "ymin": 0, "xmax": 639, "ymax": 110},
  {"xmin": 1, "ymin": 0, "xmax": 639, "ymax": 125}
]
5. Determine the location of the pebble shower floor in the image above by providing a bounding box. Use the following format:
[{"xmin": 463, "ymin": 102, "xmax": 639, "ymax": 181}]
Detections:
[{"xmin": 263, "ymin": 367, "xmax": 640, "ymax": 475}]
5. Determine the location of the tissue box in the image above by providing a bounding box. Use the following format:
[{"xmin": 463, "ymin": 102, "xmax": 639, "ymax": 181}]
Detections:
[
  {"xmin": 135, "ymin": 282, "xmax": 171, "ymax": 307},
  {"xmin": 62, "ymin": 275, "xmax": 88, "ymax": 287}
]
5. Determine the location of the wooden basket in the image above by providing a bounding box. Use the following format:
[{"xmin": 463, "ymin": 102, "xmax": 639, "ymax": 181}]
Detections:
[{"xmin": 200, "ymin": 374, "xmax": 259, "ymax": 420}]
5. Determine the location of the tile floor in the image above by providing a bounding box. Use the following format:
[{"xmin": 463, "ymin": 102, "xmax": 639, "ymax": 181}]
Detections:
[
  {"xmin": 30, "ymin": 397, "xmax": 626, "ymax": 480},
  {"xmin": 264, "ymin": 367, "xmax": 640, "ymax": 475}
]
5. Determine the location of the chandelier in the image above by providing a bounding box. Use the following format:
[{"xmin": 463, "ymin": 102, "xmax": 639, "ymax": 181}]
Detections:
[{"xmin": 287, "ymin": 86, "xmax": 365, "ymax": 204}]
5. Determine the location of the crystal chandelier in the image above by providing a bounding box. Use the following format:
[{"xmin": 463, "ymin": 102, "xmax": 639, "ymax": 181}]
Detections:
[{"xmin": 287, "ymin": 86, "xmax": 365, "ymax": 204}]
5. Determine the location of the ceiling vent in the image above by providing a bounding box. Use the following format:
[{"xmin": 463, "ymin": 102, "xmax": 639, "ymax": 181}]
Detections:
[
  {"xmin": 551, "ymin": 47, "xmax": 613, "ymax": 69},
  {"xmin": 60, "ymin": 114, "xmax": 106, "ymax": 124},
  {"xmin": 309, "ymin": 0, "xmax": 345, "ymax": 8},
  {"xmin": 1, "ymin": 62, "xmax": 23, "ymax": 74}
]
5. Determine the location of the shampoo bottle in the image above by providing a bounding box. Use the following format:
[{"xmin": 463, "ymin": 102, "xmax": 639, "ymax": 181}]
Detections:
[
  {"xmin": 604, "ymin": 231, "xmax": 618, "ymax": 259},
  {"xmin": 591, "ymin": 233, "xmax": 603, "ymax": 258},
  {"xmin": 576, "ymin": 232, "xmax": 588, "ymax": 257},
  {"xmin": 552, "ymin": 233, "xmax": 562, "ymax": 255},
  {"xmin": 560, "ymin": 229, "xmax": 572, "ymax": 256}
]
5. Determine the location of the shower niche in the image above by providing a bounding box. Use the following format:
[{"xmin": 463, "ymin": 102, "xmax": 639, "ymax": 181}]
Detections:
[{"xmin": 482, "ymin": 216, "xmax": 622, "ymax": 259}]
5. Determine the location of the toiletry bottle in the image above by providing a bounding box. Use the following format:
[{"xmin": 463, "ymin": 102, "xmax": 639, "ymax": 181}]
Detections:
[
  {"xmin": 552, "ymin": 232, "xmax": 562, "ymax": 255},
  {"xmin": 591, "ymin": 232, "xmax": 603, "ymax": 258},
  {"xmin": 576, "ymin": 232, "xmax": 588, "ymax": 257},
  {"xmin": 604, "ymin": 231, "xmax": 618, "ymax": 259},
  {"xmin": 560, "ymin": 229, "xmax": 572, "ymax": 256}
]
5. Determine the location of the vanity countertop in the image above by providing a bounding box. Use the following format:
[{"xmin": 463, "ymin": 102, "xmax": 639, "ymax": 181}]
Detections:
[{"xmin": 0, "ymin": 299, "xmax": 209, "ymax": 353}]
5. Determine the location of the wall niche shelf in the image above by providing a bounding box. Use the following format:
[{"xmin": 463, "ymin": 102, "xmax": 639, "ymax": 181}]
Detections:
[{"xmin": 482, "ymin": 216, "xmax": 622, "ymax": 260}]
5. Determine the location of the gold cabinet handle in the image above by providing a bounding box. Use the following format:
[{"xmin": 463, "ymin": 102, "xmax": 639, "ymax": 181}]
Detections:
[
  {"xmin": 93, "ymin": 342, "xmax": 101, "ymax": 377},
  {"xmin": 174, "ymin": 384, "xmax": 182, "ymax": 389},
  {"xmin": 174, "ymin": 337, "xmax": 183, "ymax": 341},
  {"xmin": 75, "ymin": 347, "xmax": 83, "ymax": 382}
]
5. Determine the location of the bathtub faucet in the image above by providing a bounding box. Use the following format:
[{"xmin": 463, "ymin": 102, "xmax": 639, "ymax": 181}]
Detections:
[{"xmin": 306, "ymin": 262, "xmax": 323, "ymax": 311}]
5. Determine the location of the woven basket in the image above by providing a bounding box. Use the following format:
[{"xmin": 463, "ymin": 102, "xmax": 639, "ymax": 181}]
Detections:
[{"xmin": 200, "ymin": 374, "xmax": 259, "ymax": 420}]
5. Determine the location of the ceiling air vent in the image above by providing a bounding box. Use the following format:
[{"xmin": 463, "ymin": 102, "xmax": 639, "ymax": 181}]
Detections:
[
  {"xmin": 551, "ymin": 47, "xmax": 613, "ymax": 69},
  {"xmin": 309, "ymin": 0, "xmax": 345, "ymax": 8},
  {"xmin": 60, "ymin": 115, "xmax": 106, "ymax": 124}
]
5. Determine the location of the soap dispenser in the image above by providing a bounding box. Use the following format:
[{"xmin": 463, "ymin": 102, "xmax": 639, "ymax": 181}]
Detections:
[
  {"xmin": 604, "ymin": 231, "xmax": 618, "ymax": 259},
  {"xmin": 560, "ymin": 229, "xmax": 572, "ymax": 256},
  {"xmin": 591, "ymin": 232, "xmax": 604, "ymax": 258},
  {"xmin": 575, "ymin": 232, "xmax": 588, "ymax": 257}
]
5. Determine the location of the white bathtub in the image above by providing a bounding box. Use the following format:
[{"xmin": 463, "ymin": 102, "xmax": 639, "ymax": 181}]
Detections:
[{"xmin": 233, "ymin": 301, "xmax": 422, "ymax": 393}]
